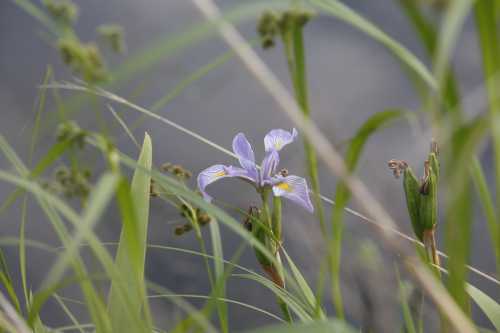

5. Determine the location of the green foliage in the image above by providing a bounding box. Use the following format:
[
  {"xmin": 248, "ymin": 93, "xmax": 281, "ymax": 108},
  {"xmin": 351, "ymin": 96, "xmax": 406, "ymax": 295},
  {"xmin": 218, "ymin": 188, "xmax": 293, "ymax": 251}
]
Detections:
[
  {"xmin": 467, "ymin": 284, "xmax": 500, "ymax": 331},
  {"xmin": 244, "ymin": 319, "xmax": 357, "ymax": 333},
  {"xmin": 107, "ymin": 133, "xmax": 153, "ymax": 332},
  {"xmin": 4, "ymin": 1, "xmax": 500, "ymax": 332}
]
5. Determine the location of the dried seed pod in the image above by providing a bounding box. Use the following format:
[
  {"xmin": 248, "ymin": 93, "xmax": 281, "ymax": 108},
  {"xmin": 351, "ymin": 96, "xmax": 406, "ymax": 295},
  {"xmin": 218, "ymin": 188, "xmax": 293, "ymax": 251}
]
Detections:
[
  {"xmin": 160, "ymin": 162, "xmax": 172, "ymax": 172},
  {"xmin": 388, "ymin": 159, "xmax": 408, "ymax": 179},
  {"xmin": 197, "ymin": 212, "xmax": 211, "ymax": 226},
  {"xmin": 257, "ymin": 11, "xmax": 280, "ymax": 49},
  {"xmin": 174, "ymin": 225, "xmax": 185, "ymax": 236},
  {"xmin": 149, "ymin": 179, "xmax": 159, "ymax": 197}
]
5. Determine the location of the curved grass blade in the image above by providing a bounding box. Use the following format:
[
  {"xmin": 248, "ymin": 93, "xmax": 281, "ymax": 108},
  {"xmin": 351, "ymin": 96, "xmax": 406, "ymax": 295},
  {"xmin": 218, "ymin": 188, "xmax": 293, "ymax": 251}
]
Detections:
[
  {"xmin": 9, "ymin": 0, "xmax": 58, "ymax": 35},
  {"xmin": 310, "ymin": 0, "xmax": 436, "ymax": 90},
  {"xmin": 209, "ymin": 219, "xmax": 228, "ymax": 332},
  {"xmin": 470, "ymin": 158, "xmax": 500, "ymax": 270},
  {"xmin": 0, "ymin": 250, "xmax": 21, "ymax": 313},
  {"xmin": 0, "ymin": 135, "xmax": 112, "ymax": 332},
  {"xmin": 149, "ymin": 293, "xmax": 284, "ymax": 323},
  {"xmin": 233, "ymin": 273, "xmax": 311, "ymax": 322},
  {"xmin": 467, "ymin": 283, "xmax": 500, "ymax": 331},
  {"xmin": 243, "ymin": 318, "xmax": 357, "ymax": 333},
  {"xmin": 41, "ymin": 173, "xmax": 120, "ymax": 291},
  {"xmin": 281, "ymin": 249, "xmax": 324, "ymax": 319},
  {"xmin": 444, "ymin": 114, "xmax": 489, "ymax": 313},
  {"xmin": 108, "ymin": 133, "xmax": 153, "ymax": 332},
  {"xmin": 330, "ymin": 109, "xmax": 406, "ymax": 317},
  {"xmin": 0, "ymin": 139, "xmax": 74, "ymax": 216},
  {"xmin": 433, "ymin": 0, "xmax": 474, "ymax": 89},
  {"xmin": 0, "ymin": 136, "xmax": 152, "ymax": 333},
  {"xmin": 53, "ymin": 294, "xmax": 85, "ymax": 333},
  {"xmin": 475, "ymin": 0, "xmax": 500, "ymax": 278}
]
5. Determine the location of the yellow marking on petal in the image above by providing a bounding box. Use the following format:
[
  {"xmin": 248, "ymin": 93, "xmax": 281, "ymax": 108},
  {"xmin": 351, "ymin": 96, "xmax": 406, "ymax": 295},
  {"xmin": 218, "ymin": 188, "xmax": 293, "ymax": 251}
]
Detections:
[
  {"xmin": 276, "ymin": 182, "xmax": 293, "ymax": 192},
  {"xmin": 214, "ymin": 170, "xmax": 226, "ymax": 177}
]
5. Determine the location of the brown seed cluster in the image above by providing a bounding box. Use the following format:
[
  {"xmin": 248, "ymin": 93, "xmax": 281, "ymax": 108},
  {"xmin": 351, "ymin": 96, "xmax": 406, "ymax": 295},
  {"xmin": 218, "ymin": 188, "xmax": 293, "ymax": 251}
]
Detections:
[
  {"xmin": 161, "ymin": 163, "xmax": 192, "ymax": 179},
  {"xmin": 387, "ymin": 159, "xmax": 408, "ymax": 179}
]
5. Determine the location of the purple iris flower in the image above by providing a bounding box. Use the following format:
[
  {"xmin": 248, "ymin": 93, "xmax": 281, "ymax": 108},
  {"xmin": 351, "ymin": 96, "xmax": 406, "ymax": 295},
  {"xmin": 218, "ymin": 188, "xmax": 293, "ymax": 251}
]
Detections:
[{"xmin": 197, "ymin": 128, "xmax": 314, "ymax": 212}]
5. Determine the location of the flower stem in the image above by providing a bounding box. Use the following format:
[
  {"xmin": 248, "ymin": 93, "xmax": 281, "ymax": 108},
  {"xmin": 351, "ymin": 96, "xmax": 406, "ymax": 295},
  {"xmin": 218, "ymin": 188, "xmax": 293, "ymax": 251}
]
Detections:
[
  {"xmin": 259, "ymin": 189, "xmax": 291, "ymax": 322},
  {"xmin": 281, "ymin": 11, "xmax": 326, "ymax": 235}
]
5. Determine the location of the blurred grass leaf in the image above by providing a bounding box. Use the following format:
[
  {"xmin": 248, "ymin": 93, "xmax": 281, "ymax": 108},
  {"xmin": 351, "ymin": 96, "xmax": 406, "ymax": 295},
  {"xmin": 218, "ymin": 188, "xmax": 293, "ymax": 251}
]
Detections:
[
  {"xmin": 244, "ymin": 318, "xmax": 357, "ymax": 333},
  {"xmin": 282, "ymin": 249, "xmax": 324, "ymax": 319},
  {"xmin": 310, "ymin": 0, "xmax": 436, "ymax": 89},
  {"xmin": 209, "ymin": 218, "xmax": 229, "ymax": 332},
  {"xmin": 108, "ymin": 133, "xmax": 153, "ymax": 332},
  {"xmin": 330, "ymin": 109, "xmax": 406, "ymax": 317},
  {"xmin": 467, "ymin": 284, "xmax": 500, "ymax": 331}
]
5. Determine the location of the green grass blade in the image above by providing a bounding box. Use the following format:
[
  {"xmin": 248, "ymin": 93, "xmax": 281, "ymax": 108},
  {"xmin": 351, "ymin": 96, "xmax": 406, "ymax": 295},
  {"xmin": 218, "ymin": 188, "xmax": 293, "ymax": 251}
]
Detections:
[
  {"xmin": 281, "ymin": 250, "xmax": 324, "ymax": 319},
  {"xmin": 18, "ymin": 67, "xmax": 54, "ymax": 315},
  {"xmin": 233, "ymin": 273, "xmax": 311, "ymax": 322},
  {"xmin": 149, "ymin": 293, "xmax": 283, "ymax": 323},
  {"xmin": 53, "ymin": 294, "xmax": 85, "ymax": 333},
  {"xmin": 108, "ymin": 105, "xmax": 139, "ymax": 148},
  {"xmin": 396, "ymin": 268, "xmax": 417, "ymax": 333},
  {"xmin": 41, "ymin": 173, "xmax": 120, "ymax": 288},
  {"xmin": 397, "ymin": 0, "xmax": 464, "ymax": 125},
  {"xmin": 467, "ymin": 284, "xmax": 500, "ymax": 331},
  {"xmin": 433, "ymin": 0, "xmax": 474, "ymax": 88},
  {"xmin": 310, "ymin": 0, "xmax": 436, "ymax": 89},
  {"xmin": 0, "ymin": 136, "xmax": 147, "ymax": 332},
  {"xmin": 19, "ymin": 197, "xmax": 29, "ymax": 307},
  {"xmin": 0, "ymin": 139, "xmax": 74, "ymax": 215},
  {"xmin": 9, "ymin": 0, "xmax": 58, "ymax": 35},
  {"xmin": 110, "ymin": 1, "xmax": 286, "ymax": 85},
  {"xmin": 209, "ymin": 219, "xmax": 228, "ymax": 333},
  {"xmin": 330, "ymin": 109, "xmax": 405, "ymax": 318},
  {"xmin": 243, "ymin": 318, "xmax": 357, "ymax": 333},
  {"xmin": 470, "ymin": 157, "xmax": 500, "ymax": 270},
  {"xmin": 108, "ymin": 133, "xmax": 153, "ymax": 332},
  {"xmin": 475, "ymin": 0, "xmax": 500, "ymax": 279},
  {"xmin": 0, "ymin": 250, "xmax": 21, "ymax": 313},
  {"xmin": 444, "ymin": 115, "xmax": 489, "ymax": 313},
  {"xmin": 287, "ymin": 19, "xmax": 326, "ymax": 235},
  {"xmin": 146, "ymin": 281, "xmax": 219, "ymax": 333}
]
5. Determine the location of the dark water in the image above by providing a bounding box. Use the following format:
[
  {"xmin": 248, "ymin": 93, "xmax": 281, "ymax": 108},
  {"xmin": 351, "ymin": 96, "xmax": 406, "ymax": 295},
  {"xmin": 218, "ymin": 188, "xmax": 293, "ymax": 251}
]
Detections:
[{"xmin": 0, "ymin": 0, "xmax": 497, "ymax": 331}]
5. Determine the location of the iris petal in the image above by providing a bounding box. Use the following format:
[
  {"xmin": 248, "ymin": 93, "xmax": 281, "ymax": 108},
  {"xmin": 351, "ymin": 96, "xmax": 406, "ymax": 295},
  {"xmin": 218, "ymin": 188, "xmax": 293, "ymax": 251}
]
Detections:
[
  {"xmin": 260, "ymin": 150, "xmax": 280, "ymax": 185},
  {"xmin": 197, "ymin": 164, "xmax": 256, "ymax": 202},
  {"xmin": 197, "ymin": 164, "xmax": 230, "ymax": 201},
  {"xmin": 264, "ymin": 128, "xmax": 298, "ymax": 152},
  {"xmin": 272, "ymin": 175, "xmax": 314, "ymax": 212},
  {"xmin": 232, "ymin": 133, "xmax": 258, "ymax": 179}
]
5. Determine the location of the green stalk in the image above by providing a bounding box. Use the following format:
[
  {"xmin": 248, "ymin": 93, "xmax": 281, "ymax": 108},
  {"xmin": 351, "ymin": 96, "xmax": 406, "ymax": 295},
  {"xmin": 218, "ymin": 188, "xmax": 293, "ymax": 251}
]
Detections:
[
  {"xmin": 292, "ymin": 25, "xmax": 326, "ymax": 234},
  {"xmin": 281, "ymin": 14, "xmax": 327, "ymax": 235},
  {"xmin": 397, "ymin": 0, "xmax": 463, "ymax": 126},
  {"xmin": 272, "ymin": 196, "xmax": 282, "ymax": 242},
  {"xmin": 330, "ymin": 188, "xmax": 346, "ymax": 319},
  {"xmin": 279, "ymin": 11, "xmax": 330, "ymax": 317},
  {"xmin": 260, "ymin": 190, "xmax": 291, "ymax": 322},
  {"xmin": 474, "ymin": 0, "xmax": 500, "ymax": 277},
  {"xmin": 470, "ymin": 158, "xmax": 500, "ymax": 270}
]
